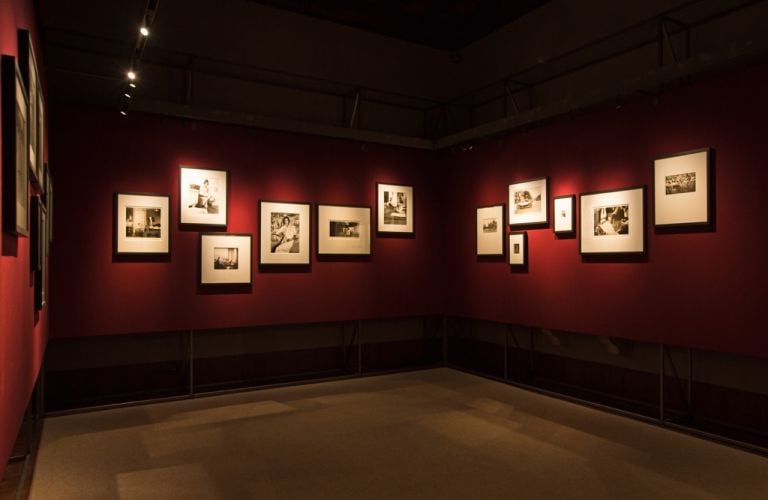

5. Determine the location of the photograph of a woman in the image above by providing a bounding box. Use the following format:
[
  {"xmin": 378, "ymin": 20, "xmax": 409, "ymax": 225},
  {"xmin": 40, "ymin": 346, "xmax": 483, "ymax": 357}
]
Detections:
[{"xmin": 270, "ymin": 213, "xmax": 300, "ymax": 253}]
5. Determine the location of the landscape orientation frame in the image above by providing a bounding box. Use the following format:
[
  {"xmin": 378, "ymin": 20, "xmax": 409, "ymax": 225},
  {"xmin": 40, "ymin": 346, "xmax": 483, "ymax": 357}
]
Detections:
[
  {"xmin": 579, "ymin": 186, "xmax": 645, "ymax": 255},
  {"xmin": 317, "ymin": 204, "xmax": 372, "ymax": 256},
  {"xmin": 509, "ymin": 176, "xmax": 549, "ymax": 227}
]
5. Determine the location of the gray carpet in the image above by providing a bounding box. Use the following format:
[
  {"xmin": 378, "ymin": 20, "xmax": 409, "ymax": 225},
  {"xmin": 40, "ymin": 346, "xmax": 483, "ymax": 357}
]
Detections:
[{"xmin": 30, "ymin": 368, "xmax": 768, "ymax": 499}]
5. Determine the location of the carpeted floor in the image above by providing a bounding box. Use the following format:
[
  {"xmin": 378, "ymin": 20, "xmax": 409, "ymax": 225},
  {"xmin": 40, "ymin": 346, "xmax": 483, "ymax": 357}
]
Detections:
[{"xmin": 30, "ymin": 368, "xmax": 768, "ymax": 499}]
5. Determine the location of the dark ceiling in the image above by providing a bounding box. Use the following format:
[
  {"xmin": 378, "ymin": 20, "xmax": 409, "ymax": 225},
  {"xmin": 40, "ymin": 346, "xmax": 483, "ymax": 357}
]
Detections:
[{"xmin": 248, "ymin": 0, "xmax": 551, "ymax": 50}]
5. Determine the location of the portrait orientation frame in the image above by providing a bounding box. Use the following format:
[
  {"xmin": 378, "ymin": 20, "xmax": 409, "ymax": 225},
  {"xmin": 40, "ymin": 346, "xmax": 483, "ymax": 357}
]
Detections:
[
  {"xmin": 114, "ymin": 193, "xmax": 171, "ymax": 255},
  {"xmin": 31, "ymin": 197, "xmax": 47, "ymax": 310},
  {"xmin": 508, "ymin": 176, "xmax": 549, "ymax": 227},
  {"xmin": 508, "ymin": 232, "xmax": 527, "ymax": 266},
  {"xmin": 179, "ymin": 166, "xmax": 229, "ymax": 226},
  {"xmin": 200, "ymin": 233, "xmax": 252, "ymax": 285},
  {"xmin": 579, "ymin": 186, "xmax": 646, "ymax": 255},
  {"xmin": 376, "ymin": 182, "xmax": 414, "ymax": 235},
  {"xmin": 317, "ymin": 204, "xmax": 372, "ymax": 256},
  {"xmin": 476, "ymin": 204, "xmax": 505, "ymax": 257},
  {"xmin": 553, "ymin": 195, "xmax": 576, "ymax": 235},
  {"xmin": 259, "ymin": 200, "xmax": 311, "ymax": 265},
  {"xmin": 653, "ymin": 148, "xmax": 712, "ymax": 228},
  {"xmin": 1, "ymin": 55, "xmax": 29, "ymax": 236},
  {"xmin": 18, "ymin": 29, "xmax": 43, "ymax": 184}
]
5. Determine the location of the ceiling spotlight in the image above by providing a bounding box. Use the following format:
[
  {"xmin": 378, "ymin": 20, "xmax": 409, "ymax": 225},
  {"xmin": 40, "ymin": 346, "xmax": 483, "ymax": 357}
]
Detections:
[
  {"xmin": 120, "ymin": 110, "xmax": 127, "ymax": 116},
  {"xmin": 127, "ymin": 71, "xmax": 136, "ymax": 80},
  {"xmin": 140, "ymin": 26, "xmax": 149, "ymax": 37},
  {"xmin": 124, "ymin": 93, "xmax": 132, "ymax": 98},
  {"xmin": 129, "ymin": 82, "xmax": 136, "ymax": 88}
]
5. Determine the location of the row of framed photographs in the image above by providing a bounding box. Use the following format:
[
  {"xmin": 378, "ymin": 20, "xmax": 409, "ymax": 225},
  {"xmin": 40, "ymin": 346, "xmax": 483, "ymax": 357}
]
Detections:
[{"xmin": 478, "ymin": 148, "xmax": 712, "ymax": 258}]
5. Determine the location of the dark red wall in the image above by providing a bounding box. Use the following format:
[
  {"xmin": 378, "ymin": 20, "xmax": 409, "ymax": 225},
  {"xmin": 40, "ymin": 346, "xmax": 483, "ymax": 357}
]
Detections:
[
  {"xmin": 49, "ymin": 110, "xmax": 446, "ymax": 338},
  {"xmin": 0, "ymin": 0, "xmax": 47, "ymax": 479},
  {"xmin": 442, "ymin": 64, "xmax": 768, "ymax": 358}
]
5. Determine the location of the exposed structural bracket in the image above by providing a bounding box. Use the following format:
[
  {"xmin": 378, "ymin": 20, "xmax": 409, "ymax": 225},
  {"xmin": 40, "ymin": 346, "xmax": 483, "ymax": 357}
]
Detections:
[{"xmin": 658, "ymin": 15, "xmax": 691, "ymax": 66}]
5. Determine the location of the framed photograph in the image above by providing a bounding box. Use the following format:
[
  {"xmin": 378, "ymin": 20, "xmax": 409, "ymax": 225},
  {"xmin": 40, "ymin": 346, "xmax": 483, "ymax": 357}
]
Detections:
[
  {"xmin": 259, "ymin": 201, "xmax": 311, "ymax": 265},
  {"xmin": 114, "ymin": 193, "xmax": 170, "ymax": 255},
  {"xmin": 579, "ymin": 186, "xmax": 645, "ymax": 255},
  {"xmin": 317, "ymin": 204, "xmax": 372, "ymax": 256},
  {"xmin": 509, "ymin": 176, "xmax": 548, "ymax": 226},
  {"xmin": 200, "ymin": 233, "xmax": 252, "ymax": 285},
  {"xmin": 653, "ymin": 148, "xmax": 711, "ymax": 227},
  {"xmin": 47, "ymin": 167, "xmax": 54, "ymax": 245},
  {"xmin": 179, "ymin": 166, "xmax": 228, "ymax": 226},
  {"xmin": 31, "ymin": 197, "xmax": 47, "ymax": 310},
  {"xmin": 18, "ymin": 30, "xmax": 42, "ymax": 183},
  {"xmin": 1, "ymin": 55, "xmax": 29, "ymax": 236},
  {"xmin": 476, "ymin": 204, "xmax": 504, "ymax": 256},
  {"xmin": 508, "ymin": 232, "xmax": 527, "ymax": 266},
  {"xmin": 553, "ymin": 195, "xmax": 576, "ymax": 234},
  {"xmin": 377, "ymin": 183, "xmax": 414, "ymax": 234}
]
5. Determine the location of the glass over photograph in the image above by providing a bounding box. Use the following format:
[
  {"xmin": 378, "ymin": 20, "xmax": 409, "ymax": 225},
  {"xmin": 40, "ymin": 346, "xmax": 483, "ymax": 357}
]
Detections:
[
  {"xmin": 213, "ymin": 247, "xmax": 239, "ymax": 269},
  {"xmin": 508, "ymin": 177, "xmax": 548, "ymax": 226},
  {"xmin": 476, "ymin": 205, "xmax": 504, "ymax": 256},
  {"xmin": 318, "ymin": 204, "xmax": 371, "ymax": 256},
  {"xmin": 179, "ymin": 167, "xmax": 228, "ymax": 226},
  {"xmin": 329, "ymin": 220, "xmax": 360, "ymax": 238},
  {"xmin": 125, "ymin": 207, "xmax": 162, "ymax": 238},
  {"xmin": 580, "ymin": 186, "xmax": 645, "ymax": 255},
  {"xmin": 200, "ymin": 233, "xmax": 252, "ymax": 285},
  {"xmin": 270, "ymin": 212, "xmax": 300, "ymax": 253},
  {"xmin": 654, "ymin": 148, "xmax": 711, "ymax": 228},
  {"xmin": 114, "ymin": 193, "xmax": 170, "ymax": 255},
  {"xmin": 594, "ymin": 205, "xmax": 629, "ymax": 236},
  {"xmin": 259, "ymin": 201, "xmax": 310, "ymax": 265},
  {"xmin": 377, "ymin": 183, "xmax": 414, "ymax": 234}
]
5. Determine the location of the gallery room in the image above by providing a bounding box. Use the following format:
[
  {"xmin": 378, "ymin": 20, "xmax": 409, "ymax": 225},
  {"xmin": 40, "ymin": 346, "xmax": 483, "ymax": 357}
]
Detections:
[{"xmin": 2, "ymin": 0, "xmax": 768, "ymax": 498}]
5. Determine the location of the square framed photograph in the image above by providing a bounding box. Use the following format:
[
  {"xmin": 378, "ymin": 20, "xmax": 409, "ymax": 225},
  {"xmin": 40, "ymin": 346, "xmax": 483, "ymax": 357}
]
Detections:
[
  {"xmin": 200, "ymin": 233, "xmax": 252, "ymax": 285},
  {"xmin": 2, "ymin": 56, "xmax": 29, "ymax": 236},
  {"xmin": 653, "ymin": 148, "xmax": 711, "ymax": 228},
  {"xmin": 579, "ymin": 186, "xmax": 645, "ymax": 255},
  {"xmin": 18, "ymin": 30, "xmax": 42, "ymax": 183},
  {"xmin": 259, "ymin": 201, "xmax": 311, "ymax": 265},
  {"xmin": 553, "ymin": 195, "xmax": 576, "ymax": 234},
  {"xmin": 377, "ymin": 183, "xmax": 414, "ymax": 234},
  {"xmin": 508, "ymin": 232, "xmax": 527, "ymax": 266},
  {"xmin": 179, "ymin": 166, "xmax": 228, "ymax": 226},
  {"xmin": 114, "ymin": 193, "xmax": 170, "ymax": 255},
  {"xmin": 476, "ymin": 204, "xmax": 505, "ymax": 256},
  {"xmin": 509, "ymin": 176, "xmax": 548, "ymax": 226},
  {"xmin": 317, "ymin": 204, "xmax": 372, "ymax": 256}
]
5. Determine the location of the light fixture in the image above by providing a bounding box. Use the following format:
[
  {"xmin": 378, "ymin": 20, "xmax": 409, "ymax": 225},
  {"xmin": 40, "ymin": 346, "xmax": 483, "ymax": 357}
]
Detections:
[
  {"xmin": 140, "ymin": 26, "xmax": 149, "ymax": 37},
  {"xmin": 127, "ymin": 70, "xmax": 136, "ymax": 80},
  {"xmin": 120, "ymin": 110, "xmax": 127, "ymax": 116},
  {"xmin": 129, "ymin": 82, "xmax": 136, "ymax": 88},
  {"xmin": 124, "ymin": 93, "xmax": 132, "ymax": 98}
]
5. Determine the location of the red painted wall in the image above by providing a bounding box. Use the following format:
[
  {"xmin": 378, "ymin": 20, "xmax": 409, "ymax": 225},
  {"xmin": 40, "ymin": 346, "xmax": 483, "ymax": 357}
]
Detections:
[
  {"xmin": 49, "ymin": 110, "xmax": 446, "ymax": 338},
  {"xmin": 442, "ymin": 63, "xmax": 768, "ymax": 358},
  {"xmin": 0, "ymin": 0, "xmax": 47, "ymax": 480}
]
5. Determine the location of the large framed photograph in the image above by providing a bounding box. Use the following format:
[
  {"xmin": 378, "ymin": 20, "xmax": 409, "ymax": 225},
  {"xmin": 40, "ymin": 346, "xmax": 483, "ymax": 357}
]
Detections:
[
  {"xmin": 653, "ymin": 148, "xmax": 711, "ymax": 228},
  {"xmin": 553, "ymin": 195, "xmax": 576, "ymax": 234},
  {"xmin": 200, "ymin": 233, "xmax": 252, "ymax": 285},
  {"xmin": 509, "ymin": 176, "xmax": 548, "ymax": 226},
  {"xmin": 477, "ymin": 204, "xmax": 504, "ymax": 256},
  {"xmin": 114, "ymin": 193, "xmax": 170, "ymax": 255},
  {"xmin": 377, "ymin": 183, "xmax": 414, "ymax": 234},
  {"xmin": 179, "ymin": 166, "xmax": 228, "ymax": 226},
  {"xmin": 1, "ymin": 56, "xmax": 29, "ymax": 236},
  {"xmin": 31, "ymin": 197, "xmax": 47, "ymax": 310},
  {"xmin": 317, "ymin": 204, "xmax": 372, "ymax": 256},
  {"xmin": 18, "ymin": 30, "xmax": 42, "ymax": 183},
  {"xmin": 580, "ymin": 186, "xmax": 645, "ymax": 255},
  {"xmin": 259, "ymin": 201, "xmax": 311, "ymax": 265},
  {"xmin": 508, "ymin": 232, "xmax": 527, "ymax": 266}
]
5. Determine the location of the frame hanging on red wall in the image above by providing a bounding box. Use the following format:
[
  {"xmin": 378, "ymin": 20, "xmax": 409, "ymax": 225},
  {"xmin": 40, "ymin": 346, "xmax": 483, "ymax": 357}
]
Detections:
[
  {"xmin": 200, "ymin": 233, "xmax": 252, "ymax": 285},
  {"xmin": 377, "ymin": 183, "xmax": 414, "ymax": 235},
  {"xmin": 114, "ymin": 193, "xmax": 171, "ymax": 255},
  {"xmin": 259, "ymin": 200, "xmax": 311, "ymax": 265},
  {"xmin": 579, "ymin": 186, "xmax": 645, "ymax": 255},
  {"xmin": 317, "ymin": 204, "xmax": 372, "ymax": 257},
  {"xmin": 1, "ymin": 55, "xmax": 29, "ymax": 236},
  {"xmin": 476, "ymin": 204, "xmax": 505, "ymax": 256},
  {"xmin": 508, "ymin": 232, "xmax": 527, "ymax": 266},
  {"xmin": 553, "ymin": 195, "xmax": 576, "ymax": 235},
  {"xmin": 508, "ymin": 176, "xmax": 549, "ymax": 227},
  {"xmin": 653, "ymin": 148, "xmax": 712, "ymax": 228},
  {"xmin": 179, "ymin": 166, "xmax": 228, "ymax": 226}
]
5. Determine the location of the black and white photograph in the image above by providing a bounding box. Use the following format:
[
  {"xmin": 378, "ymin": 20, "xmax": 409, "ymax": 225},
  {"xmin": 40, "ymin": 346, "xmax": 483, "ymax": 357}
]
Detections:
[
  {"xmin": 18, "ymin": 30, "xmax": 41, "ymax": 182},
  {"xmin": 270, "ymin": 212, "xmax": 300, "ymax": 253},
  {"xmin": 654, "ymin": 148, "xmax": 711, "ymax": 227},
  {"xmin": 125, "ymin": 207, "xmax": 162, "ymax": 238},
  {"xmin": 476, "ymin": 205, "xmax": 504, "ymax": 256},
  {"xmin": 553, "ymin": 195, "xmax": 575, "ymax": 234},
  {"xmin": 330, "ymin": 220, "xmax": 360, "ymax": 238},
  {"xmin": 508, "ymin": 232, "xmax": 527, "ymax": 266},
  {"xmin": 179, "ymin": 166, "xmax": 228, "ymax": 226},
  {"xmin": 213, "ymin": 247, "xmax": 239, "ymax": 269},
  {"xmin": 1, "ymin": 56, "xmax": 29, "ymax": 236},
  {"xmin": 259, "ymin": 201, "xmax": 311, "ymax": 265},
  {"xmin": 508, "ymin": 177, "xmax": 548, "ymax": 226},
  {"xmin": 593, "ymin": 205, "xmax": 629, "ymax": 236},
  {"xmin": 200, "ymin": 233, "xmax": 252, "ymax": 285},
  {"xmin": 115, "ymin": 193, "xmax": 170, "ymax": 255},
  {"xmin": 377, "ymin": 183, "xmax": 414, "ymax": 234},
  {"xmin": 580, "ymin": 186, "xmax": 645, "ymax": 255},
  {"xmin": 318, "ymin": 204, "xmax": 371, "ymax": 256}
]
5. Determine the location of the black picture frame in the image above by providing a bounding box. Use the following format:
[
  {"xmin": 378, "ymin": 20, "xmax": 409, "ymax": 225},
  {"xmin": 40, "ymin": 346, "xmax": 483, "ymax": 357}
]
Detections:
[
  {"xmin": 317, "ymin": 204, "xmax": 372, "ymax": 257},
  {"xmin": 553, "ymin": 195, "xmax": 576, "ymax": 235},
  {"xmin": 508, "ymin": 176, "xmax": 549, "ymax": 227},
  {"xmin": 653, "ymin": 148, "xmax": 712, "ymax": 229},
  {"xmin": 579, "ymin": 185, "xmax": 646, "ymax": 256},
  {"xmin": 179, "ymin": 166, "xmax": 229, "ymax": 227},
  {"xmin": 199, "ymin": 232, "xmax": 253, "ymax": 286},
  {"xmin": 2, "ymin": 55, "xmax": 29, "ymax": 236},
  {"xmin": 31, "ymin": 197, "xmax": 47, "ymax": 310},
  {"xmin": 376, "ymin": 182, "xmax": 415, "ymax": 235},
  {"xmin": 259, "ymin": 200, "xmax": 312, "ymax": 265},
  {"xmin": 114, "ymin": 192, "xmax": 171, "ymax": 256},
  {"xmin": 476, "ymin": 204, "xmax": 505, "ymax": 257},
  {"xmin": 508, "ymin": 231, "xmax": 527, "ymax": 266},
  {"xmin": 17, "ymin": 29, "xmax": 43, "ymax": 184}
]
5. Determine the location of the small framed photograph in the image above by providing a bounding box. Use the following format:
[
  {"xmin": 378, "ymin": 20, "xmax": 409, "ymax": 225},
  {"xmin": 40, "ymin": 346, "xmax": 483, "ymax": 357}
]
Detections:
[
  {"xmin": 2, "ymin": 56, "xmax": 29, "ymax": 236},
  {"xmin": 508, "ymin": 232, "xmax": 527, "ymax": 266},
  {"xmin": 377, "ymin": 183, "xmax": 414, "ymax": 234},
  {"xmin": 317, "ymin": 204, "xmax": 372, "ymax": 256},
  {"xmin": 553, "ymin": 195, "xmax": 576, "ymax": 234},
  {"xmin": 259, "ymin": 201, "xmax": 311, "ymax": 265},
  {"xmin": 179, "ymin": 166, "xmax": 228, "ymax": 226},
  {"xmin": 31, "ymin": 197, "xmax": 47, "ymax": 310},
  {"xmin": 580, "ymin": 186, "xmax": 645, "ymax": 255},
  {"xmin": 46, "ymin": 167, "xmax": 54, "ymax": 245},
  {"xmin": 476, "ymin": 204, "xmax": 504, "ymax": 256},
  {"xmin": 509, "ymin": 176, "xmax": 548, "ymax": 226},
  {"xmin": 200, "ymin": 233, "xmax": 252, "ymax": 285},
  {"xmin": 114, "ymin": 193, "xmax": 170, "ymax": 255},
  {"xmin": 653, "ymin": 148, "xmax": 711, "ymax": 228}
]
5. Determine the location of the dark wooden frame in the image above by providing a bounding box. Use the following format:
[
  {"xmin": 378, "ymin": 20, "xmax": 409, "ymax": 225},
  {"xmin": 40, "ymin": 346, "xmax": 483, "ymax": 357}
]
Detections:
[
  {"xmin": 508, "ymin": 176, "xmax": 549, "ymax": 227},
  {"xmin": 18, "ymin": 29, "xmax": 43, "ymax": 184},
  {"xmin": 114, "ymin": 192, "xmax": 171, "ymax": 256},
  {"xmin": 553, "ymin": 194, "xmax": 576, "ymax": 235},
  {"xmin": 316, "ymin": 203, "xmax": 372, "ymax": 257},
  {"xmin": 258, "ymin": 200, "xmax": 312, "ymax": 265},
  {"xmin": 2, "ymin": 55, "xmax": 29, "ymax": 236},
  {"xmin": 508, "ymin": 231, "xmax": 527, "ymax": 266},
  {"xmin": 579, "ymin": 185, "xmax": 646, "ymax": 256},
  {"xmin": 376, "ymin": 182, "xmax": 415, "ymax": 235},
  {"xmin": 199, "ymin": 232, "xmax": 253, "ymax": 285},
  {"xmin": 653, "ymin": 147, "xmax": 712, "ymax": 228},
  {"xmin": 179, "ymin": 166, "xmax": 229, "ymax": 227},
  {"xmin": 31, "ymin": 197, "xmax": 47, "ymax": 310},
  {"xmin": 476, "ymin": 204, "xmax": 505, "ymax": 257}
]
